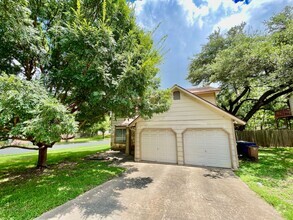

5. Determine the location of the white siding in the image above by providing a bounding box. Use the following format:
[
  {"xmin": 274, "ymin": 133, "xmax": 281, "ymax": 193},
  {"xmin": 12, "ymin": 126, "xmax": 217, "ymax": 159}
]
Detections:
[
  {"xmin": 197, "ymin": 93, "xmax": 216, "ymax": 105},
  {"xmin": 135, "ymin": 90, "xmax": 239, "ymax": 169},
  {"xmin": 146, "ymin": 92, "xmax": 224, "ymax": 122}
]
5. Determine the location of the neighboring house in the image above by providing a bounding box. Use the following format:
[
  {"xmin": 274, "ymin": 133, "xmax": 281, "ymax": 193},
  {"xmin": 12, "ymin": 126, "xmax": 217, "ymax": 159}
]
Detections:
[{"xmin": 111, "ymin": 85, "xmax": 246, "ymax": 169}]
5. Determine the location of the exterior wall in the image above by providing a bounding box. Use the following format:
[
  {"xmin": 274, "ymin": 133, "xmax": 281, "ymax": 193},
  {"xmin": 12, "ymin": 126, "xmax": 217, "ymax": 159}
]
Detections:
[
  {"xmin": 134, "ymin": 91, "xmax": 239, "ymax": 169},
  {"xmin": 196, "ymin": 93, "xmax": 217, "ymax": 105}
]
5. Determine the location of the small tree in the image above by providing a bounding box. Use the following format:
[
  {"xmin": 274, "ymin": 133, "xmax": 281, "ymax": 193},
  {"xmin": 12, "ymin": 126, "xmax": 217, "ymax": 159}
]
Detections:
[
  {"xmin": 80, "ymin": 117, "xmax": 111, "ymax": 138},
  {"xmin": 0, "ymin": 74, "xmax": 77, "ymax": 168},
  {"xmin": 95, "ymin": 117, "xmax": 111, "ymax": 139}
]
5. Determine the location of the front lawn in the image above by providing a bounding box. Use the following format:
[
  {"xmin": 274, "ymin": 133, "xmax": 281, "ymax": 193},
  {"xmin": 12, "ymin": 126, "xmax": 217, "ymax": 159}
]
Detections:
[
  {"xmin": 57, "ymin": 134, "xmax": 110, "ymax": 144},
  {"xmin": 236, "ymin": 147, "xmax": 293, "ymax": 219},
  {"xmin": 0, "ymin": 145, "xmax": 124, "ymax": 220}
]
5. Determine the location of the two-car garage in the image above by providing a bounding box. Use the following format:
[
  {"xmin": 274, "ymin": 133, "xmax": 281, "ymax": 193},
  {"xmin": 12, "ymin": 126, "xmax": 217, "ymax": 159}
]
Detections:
[
  {"xmin": 133, "ymin": 85, "xmax": 246, "ymax": 169},
  {"xmin": 140, "ymin": 128, "xmax": 232, "ymax": 168}
]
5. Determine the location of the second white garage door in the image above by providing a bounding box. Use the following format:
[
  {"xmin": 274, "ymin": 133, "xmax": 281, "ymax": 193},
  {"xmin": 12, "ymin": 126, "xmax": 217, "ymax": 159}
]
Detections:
[
  {"xmin": 183, "ymin": 129, "xmax": 231, "ymax": 168},
  {"xmin": 141, "ymin": 129, "xmax": 177, "ymax": 163}
]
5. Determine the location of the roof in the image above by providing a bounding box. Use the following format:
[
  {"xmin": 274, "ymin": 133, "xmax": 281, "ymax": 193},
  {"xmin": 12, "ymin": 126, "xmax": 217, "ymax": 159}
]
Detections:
[
  {"xmin": 129, "ymin": 85, "xmax": 246, "ymax": 126},
  {"xmin": 116, "ymin": 116, "xmax": 139, "ymax": 127},
  {"xmin": 187, "ymin": 86, "xmax": 220, "ymax": 95}
]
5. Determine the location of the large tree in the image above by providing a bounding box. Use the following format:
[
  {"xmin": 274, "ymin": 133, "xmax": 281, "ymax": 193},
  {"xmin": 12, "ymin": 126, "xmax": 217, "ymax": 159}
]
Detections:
[
  {"xmin": 0, "ymin": 0, "xmax": 169, "ymax": 168},
  {"xmin": 0, "ymin": 74, "xmax": 77, "ymax": 168},
  {"xmin": 188, "ymin": 7, "xmax": 293, "ymax": 130},
  {"xmin": 0, "ymin": 0, "xmax": 170, "ymax": 124},
  {"xmin": 0, "ymin": 0, "xmax": 170, "ymax": 166}
]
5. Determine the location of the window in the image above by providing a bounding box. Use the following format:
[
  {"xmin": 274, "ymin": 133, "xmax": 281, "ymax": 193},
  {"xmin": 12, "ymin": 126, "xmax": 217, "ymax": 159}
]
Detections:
[
  {"xmin": 115, "ymin": 128, "xmax": 126, "ymax": 144},
  {"xmin": 173, "ymin": 91, "xmax": 180, "ymax": 100}
]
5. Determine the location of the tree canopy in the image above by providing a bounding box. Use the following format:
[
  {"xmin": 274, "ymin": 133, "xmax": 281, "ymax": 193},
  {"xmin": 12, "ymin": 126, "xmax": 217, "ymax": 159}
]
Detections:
[
  {"xmin": 0, "ymin": 0, "xmax": 170, "ymax": 128},
  {"xmin": 0, "ymin": 74, "xmax": 77, "ymax": 167},
  {"xmin": 0, "ymin": 0, "xmax": 170, "ymax": 167},
  {"xmin": 188, "ymin": 6, "xmax": 293, "ymax": 130}
]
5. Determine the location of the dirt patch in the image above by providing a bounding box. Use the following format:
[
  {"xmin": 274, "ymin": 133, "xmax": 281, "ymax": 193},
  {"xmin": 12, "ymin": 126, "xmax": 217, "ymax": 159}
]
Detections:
[{"xmin": 56, "ymin": 161, "xmax": 78, "ymax": 169}]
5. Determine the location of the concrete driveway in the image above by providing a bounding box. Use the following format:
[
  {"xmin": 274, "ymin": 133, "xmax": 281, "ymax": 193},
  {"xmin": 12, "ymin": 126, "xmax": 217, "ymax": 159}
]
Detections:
[{"xmin": 37, "ymin": 162, "xmax": 282, "ymax": 220}]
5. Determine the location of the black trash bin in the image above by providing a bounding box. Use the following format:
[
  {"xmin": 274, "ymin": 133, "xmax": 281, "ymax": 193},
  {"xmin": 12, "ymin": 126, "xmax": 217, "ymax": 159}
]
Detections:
[{"xmin": 236, "ymin": 141, "xmax": 257, "ymax": 157}]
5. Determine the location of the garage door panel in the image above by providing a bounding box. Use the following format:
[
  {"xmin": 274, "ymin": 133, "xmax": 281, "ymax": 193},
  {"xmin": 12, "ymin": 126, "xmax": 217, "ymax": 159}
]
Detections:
[
  {"xmin": 184, "ymin": 129, "xmax": 231, "ymax": 168},
  {"xmin": 141, "ymin": 129, "xmax": 177, "ymax": 164}
]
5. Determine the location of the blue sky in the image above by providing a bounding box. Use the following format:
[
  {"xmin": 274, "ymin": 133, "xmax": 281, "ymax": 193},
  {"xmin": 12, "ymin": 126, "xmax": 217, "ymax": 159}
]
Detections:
[{"xmin": 130, "ymin": 0, "xmax": 293, "ymax": 88}]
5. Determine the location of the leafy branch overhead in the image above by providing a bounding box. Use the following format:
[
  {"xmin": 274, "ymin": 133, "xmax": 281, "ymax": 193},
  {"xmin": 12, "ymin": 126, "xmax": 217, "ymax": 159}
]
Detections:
[
  {"xmin": 188, "ymin": 6, "xmax": 293, "ymax": 129},
  {"xmin": 0, "ymin": 0, "xmax": 170, "ymax": 129},
  {"xmin": 0, "ymin": 74, "xmax": 78, "ymax": 147},
  {"xmin": 0, "ymin": 0, "xmax": 170, "ymax": 167}
]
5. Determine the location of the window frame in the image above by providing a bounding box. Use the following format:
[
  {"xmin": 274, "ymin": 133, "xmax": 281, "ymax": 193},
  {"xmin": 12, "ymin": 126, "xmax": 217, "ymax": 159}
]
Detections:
[{"xmin": 115, "ymin": 127, "xmax": 127, "ymax": 144}]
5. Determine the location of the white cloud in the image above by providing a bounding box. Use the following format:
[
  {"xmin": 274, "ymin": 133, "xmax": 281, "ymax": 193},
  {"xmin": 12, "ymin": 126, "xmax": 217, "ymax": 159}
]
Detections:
[
  {"xmin": 130, "ymin": 0, "xmax": 293, "ymax": 88},
  {"xmin": 132, "ymin": 0, "xmax": 293, "ymax": 30},
  {"xmin": 130, "ymin": 0, "xmax": 147, "ymax": 15},
  {"xmin": 214, "ymin": 9, "xmax": 249, "ymax": 31},
  {"xmin": 132, "ymin": 0, "xmax": 246, "ymax": 28},
  {"xmin": 213, "ymin": 0, "xmax": 293, "ymax": 31},
  {"xmin": 177, "ymin": 0, "xmax": 208, "ymax": 27},
  {"xmin": 177, "ymin": 0, "xmax": 245, "ymax": 28}
]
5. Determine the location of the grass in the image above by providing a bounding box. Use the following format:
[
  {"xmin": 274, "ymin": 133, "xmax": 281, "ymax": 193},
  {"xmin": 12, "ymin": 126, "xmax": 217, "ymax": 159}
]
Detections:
[
  {"xmin": 0, "ymin": 145, "xmax": 124, "ymax": 220},
  {"xmin": 236, "ymin": 147, "xmax": 293, "ymax": 219},
  {"xmin": 57, "ymin": 134, "xmax": 110, "ymax": 144}
]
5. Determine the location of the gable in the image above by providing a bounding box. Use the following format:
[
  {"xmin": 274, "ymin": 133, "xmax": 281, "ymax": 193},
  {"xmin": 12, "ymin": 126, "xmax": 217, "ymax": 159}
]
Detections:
[
  {"xmin": 145, "ymin": 90, "xmax": 226, "ymax": 122},
  {"xmin": 129, "ymin": 85, "xmax": 245, "ymax": 126}
]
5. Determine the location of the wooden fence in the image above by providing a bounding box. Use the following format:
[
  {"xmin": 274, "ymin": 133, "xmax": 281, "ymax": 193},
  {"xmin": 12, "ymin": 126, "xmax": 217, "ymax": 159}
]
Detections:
[{"xmin": 235, "ymin": 130, "xmax": 293, "ymax": 147}]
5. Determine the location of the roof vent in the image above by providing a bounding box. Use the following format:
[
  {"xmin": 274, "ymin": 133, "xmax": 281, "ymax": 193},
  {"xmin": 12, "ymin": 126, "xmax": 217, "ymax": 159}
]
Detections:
[{"xmin": 173, "ymin": 91, "xmax": 180, "ymax": 100}]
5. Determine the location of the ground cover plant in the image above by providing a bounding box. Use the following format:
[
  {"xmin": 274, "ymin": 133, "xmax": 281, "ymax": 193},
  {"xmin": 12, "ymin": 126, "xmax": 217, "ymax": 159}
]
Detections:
[
  {"xmin": 236, "ymin": 147, "xmax": 293, "ymax": 219},
  {"xmin": 0, "ymin": 145, "xmax": 124, "ymax": 220}
]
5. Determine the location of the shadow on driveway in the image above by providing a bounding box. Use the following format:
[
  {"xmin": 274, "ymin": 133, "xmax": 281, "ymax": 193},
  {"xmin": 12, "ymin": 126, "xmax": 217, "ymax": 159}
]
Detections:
[{"xmin": 37, "ymin": 162, "xmax": 153, "ymax": 219}]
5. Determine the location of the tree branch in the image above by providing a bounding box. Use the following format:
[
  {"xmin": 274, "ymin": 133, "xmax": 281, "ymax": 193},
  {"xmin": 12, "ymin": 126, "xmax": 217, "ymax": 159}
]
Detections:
[
  {"xmin": 229, "ymin": 86, "xmax": 250, "ymax": 111},
  {"xmin": 232, "ymin": 98, "xmax": 258, "ymax": 115},
  {"xmin": 263, "ymin": 87, "xmax": 293, "ymax": 105},
  {"xmin": 0, "ymin": 145, "xmax": 42, "ymax": 150},
  {"xmin": 61, "ymin": 135, "xmax": 75, "ymax": 140},
  {"xmin": 242, "ymin": 86, "xmax": 293, "ymax": 123}
]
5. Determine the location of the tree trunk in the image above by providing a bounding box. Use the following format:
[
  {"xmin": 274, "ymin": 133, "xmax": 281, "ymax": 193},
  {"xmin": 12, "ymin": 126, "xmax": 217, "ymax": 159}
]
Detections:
[
  {"xmin": 102, "ymin": 131, "xmax": 105, "ymax": 139},
  {"xmin": 37, "ymin": 146, "xmax": 48, "ymax": 169}
]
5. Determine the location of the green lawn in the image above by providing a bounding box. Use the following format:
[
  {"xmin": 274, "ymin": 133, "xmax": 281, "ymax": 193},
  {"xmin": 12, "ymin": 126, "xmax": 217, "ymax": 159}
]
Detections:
[
  {"xmin": 57, "ymin": 134, "xmax": 110, "ymax": 144},
  {"xmin": 236, "ymin": 147, "xmax": 293, "ymax": 219},
  {"xmin": 0, "ymin": 145, "xmax": 124, "ymax": 220}
]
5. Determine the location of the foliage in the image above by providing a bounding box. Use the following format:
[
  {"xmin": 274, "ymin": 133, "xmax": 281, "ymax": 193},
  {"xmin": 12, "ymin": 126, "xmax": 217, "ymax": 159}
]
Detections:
[
  {"xmin": 0, "ymin": 0, "xmax": 171, "ymax": 131},
  {"xmin": 0, "ymin": 0, "xmax": 46, "ymax": 80},
  {"xmin": 0, "ymin": 74, "xmax": 77, "ymax": 146},
  {"xmin": 79, "ymin": 116, "xmax": 111, "ymax": 138},
  {"xmin": 188, "ymin": 7, "xmax": 293, "ymax": 129},
  {"xmin": 236, "ymin": 147, "xmax": 293, "ymax": 219},
  {"xmin": 91, "ymin": 117, "xmax": 111, "ymax": 138},
  {"xmin": 0, "ymin": 145, "xmax": 124, "ymax": 220}
]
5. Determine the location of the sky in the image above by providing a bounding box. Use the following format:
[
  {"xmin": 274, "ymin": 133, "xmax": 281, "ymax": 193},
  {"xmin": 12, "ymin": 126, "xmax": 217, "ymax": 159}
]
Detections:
[{"xmin": 130, "ymin": 0, "xmax": 293, "ymax": 88}]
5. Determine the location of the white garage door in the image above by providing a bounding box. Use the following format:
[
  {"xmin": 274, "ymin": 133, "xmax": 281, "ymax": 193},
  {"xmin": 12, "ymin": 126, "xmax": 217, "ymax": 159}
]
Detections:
[
  {"xmin": 184, "ymin": 129, "xmax": 231, "ymax": 168},
  {"xmin": 141, "ymin": 129, "xmax": 177, "ymax": 163}
]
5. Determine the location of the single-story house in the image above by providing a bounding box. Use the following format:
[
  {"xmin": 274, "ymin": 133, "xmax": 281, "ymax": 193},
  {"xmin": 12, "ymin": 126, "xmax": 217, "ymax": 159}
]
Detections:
[{"xmin": 111, "ymin": 85, "xmax": 246, "ymax": 169}]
